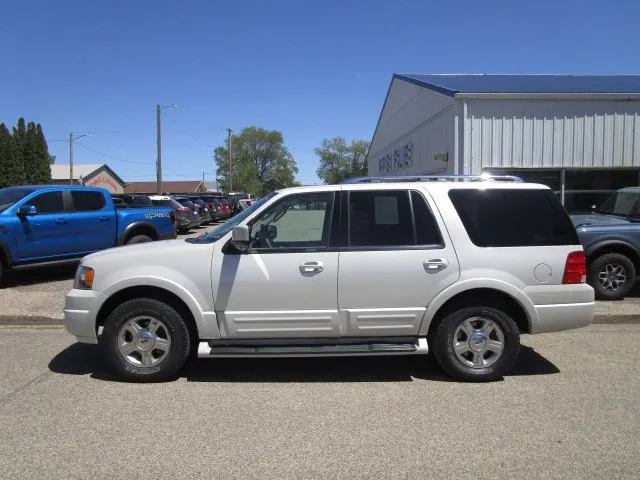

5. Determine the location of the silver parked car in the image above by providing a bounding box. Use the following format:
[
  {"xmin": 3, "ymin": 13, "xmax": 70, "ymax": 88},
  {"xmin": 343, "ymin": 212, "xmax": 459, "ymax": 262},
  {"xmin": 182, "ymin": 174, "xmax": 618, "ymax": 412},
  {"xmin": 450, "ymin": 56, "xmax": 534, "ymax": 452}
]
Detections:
[{"xmin": 64, "ymin": 175, "xmax": 594, "ymax": 382}]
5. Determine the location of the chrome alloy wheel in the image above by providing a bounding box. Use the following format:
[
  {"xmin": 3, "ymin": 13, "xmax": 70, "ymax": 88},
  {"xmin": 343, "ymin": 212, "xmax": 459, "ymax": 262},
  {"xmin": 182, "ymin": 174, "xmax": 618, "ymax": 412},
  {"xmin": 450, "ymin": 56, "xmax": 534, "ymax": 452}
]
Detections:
[
  {"xmin": 453, "ymin": 317, "xmax": 505, "ymax": 369},
  {"xmin": 118, "ymin": 316, "xmax": 172, "ymax": 367},
  {"xmin": 598, "ymin": 263, "xmax": 627, "ymax": 291}
]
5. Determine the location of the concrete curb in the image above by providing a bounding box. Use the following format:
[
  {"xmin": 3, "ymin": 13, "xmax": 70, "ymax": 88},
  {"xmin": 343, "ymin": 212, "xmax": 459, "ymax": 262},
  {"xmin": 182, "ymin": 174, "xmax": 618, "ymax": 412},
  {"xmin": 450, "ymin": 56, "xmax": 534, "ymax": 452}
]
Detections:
[{"xmin": 0, "ymin": 314, "xmax": 638, "ymax": 326}]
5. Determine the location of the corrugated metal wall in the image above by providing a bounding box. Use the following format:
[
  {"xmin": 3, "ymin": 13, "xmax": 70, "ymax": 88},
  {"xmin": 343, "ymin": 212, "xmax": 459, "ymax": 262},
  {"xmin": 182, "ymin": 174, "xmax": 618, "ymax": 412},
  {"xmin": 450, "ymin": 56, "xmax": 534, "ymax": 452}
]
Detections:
[
  {"xmin": 464, "ymin": 99, "xmax": 640, "ymax": 174},
  {"xmin": 369, "ymin": 107, "xmax": 455, "ymax": 176},
  {"xmin": 369, "ymin": 78, "xmax": 454, "ymax": 176}
]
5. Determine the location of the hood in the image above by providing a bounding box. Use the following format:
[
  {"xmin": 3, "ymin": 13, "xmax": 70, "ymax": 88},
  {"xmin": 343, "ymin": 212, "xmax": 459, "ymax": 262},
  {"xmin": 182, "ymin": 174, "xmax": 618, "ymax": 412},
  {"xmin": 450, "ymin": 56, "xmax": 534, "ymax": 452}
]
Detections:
[
  {"xmin": 570, "ymin": 214, "xmax": 631, "ymax": 228},
  {"xmin": 82, "ymin": 239, "xmax": 196, "ymax": 262}
]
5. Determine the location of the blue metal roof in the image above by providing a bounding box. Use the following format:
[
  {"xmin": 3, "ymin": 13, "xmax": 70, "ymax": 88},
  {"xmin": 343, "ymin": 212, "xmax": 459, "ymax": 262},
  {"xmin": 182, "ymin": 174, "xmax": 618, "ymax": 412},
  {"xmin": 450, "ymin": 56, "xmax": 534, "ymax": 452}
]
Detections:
[{"xmin": 395, "ymin": 74, "xmax": 640, "ymax": 96}]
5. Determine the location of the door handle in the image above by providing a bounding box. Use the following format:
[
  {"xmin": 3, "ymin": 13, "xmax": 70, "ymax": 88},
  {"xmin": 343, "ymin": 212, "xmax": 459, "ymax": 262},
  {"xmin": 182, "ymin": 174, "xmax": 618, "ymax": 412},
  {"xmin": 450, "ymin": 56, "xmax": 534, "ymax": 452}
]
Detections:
[
  {"xmin": 424, "ymin": 258, "xmax": 448, "ymax": 273},
  {"xmin": 55, "ymin": 219, "xmax": 69, "ymax": 225},
  {"xmin": 300, "ymin": 261, "xmax": 324, "ymax": 273},
  {"xmin": 98, "ymin": 216, "xmax": 110, "ymax": 222}
]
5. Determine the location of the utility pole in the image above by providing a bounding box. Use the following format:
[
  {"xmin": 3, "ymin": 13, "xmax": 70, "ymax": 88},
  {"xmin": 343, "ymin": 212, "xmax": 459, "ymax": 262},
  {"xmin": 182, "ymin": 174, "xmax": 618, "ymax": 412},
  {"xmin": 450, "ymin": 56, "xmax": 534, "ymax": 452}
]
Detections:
[
  {"xmin": 156, "ymin": 104, "xmax": 162, "ymax": 194},
  {"xmin": 226, "ymin": 128, "xmax": 233, "ymax": 192},
  {"xmin": 69, "ymin": 132, "xmax": 74, "ymax": 185}
]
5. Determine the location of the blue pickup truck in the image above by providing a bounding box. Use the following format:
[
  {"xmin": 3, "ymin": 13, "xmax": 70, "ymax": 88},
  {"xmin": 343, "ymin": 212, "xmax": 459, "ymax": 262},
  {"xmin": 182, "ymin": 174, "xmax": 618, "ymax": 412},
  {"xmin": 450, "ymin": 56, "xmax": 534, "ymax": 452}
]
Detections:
[
  {"xmin": 0, "ymin": 185, "xmax": 176, "ymax": 282},
  {"xmin": 571, "ymin": 186, "xmax": 640, "ymax": 300}
]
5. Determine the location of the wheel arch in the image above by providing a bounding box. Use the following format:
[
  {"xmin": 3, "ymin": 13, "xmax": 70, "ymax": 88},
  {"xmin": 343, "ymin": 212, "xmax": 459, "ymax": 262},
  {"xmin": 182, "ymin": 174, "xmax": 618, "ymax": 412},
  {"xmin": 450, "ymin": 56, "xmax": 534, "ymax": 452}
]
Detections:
[
  {"xmin": 117, "ymin": 222, "xmax": 159, "ymax": 245},
  {"xmin": 96, "ymin": 286, "xmax": 200, "ymax": 345},
  {"xmin": 421, "ymin": 284, "xmax": 533, "ymax": 336},
  {"xmin": 585, "ymin": 241, "xmax": 640, "ymax": 272}
]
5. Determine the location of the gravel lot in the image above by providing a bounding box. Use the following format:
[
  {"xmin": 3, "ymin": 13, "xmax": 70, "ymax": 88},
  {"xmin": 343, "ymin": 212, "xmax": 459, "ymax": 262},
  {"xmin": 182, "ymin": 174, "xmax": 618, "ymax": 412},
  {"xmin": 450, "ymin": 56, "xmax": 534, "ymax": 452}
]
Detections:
[{"xmin": 0, "ymin": 324, "xmax": 638, "ymax": 479}]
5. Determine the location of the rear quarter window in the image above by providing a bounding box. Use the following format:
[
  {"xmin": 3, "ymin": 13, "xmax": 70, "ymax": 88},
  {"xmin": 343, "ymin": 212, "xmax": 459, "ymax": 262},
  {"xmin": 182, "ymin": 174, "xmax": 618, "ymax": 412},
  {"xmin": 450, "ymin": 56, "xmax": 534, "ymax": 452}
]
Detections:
[{"xmin": 448, "ymin": 189, "xmax": 579, "ymax": 247}]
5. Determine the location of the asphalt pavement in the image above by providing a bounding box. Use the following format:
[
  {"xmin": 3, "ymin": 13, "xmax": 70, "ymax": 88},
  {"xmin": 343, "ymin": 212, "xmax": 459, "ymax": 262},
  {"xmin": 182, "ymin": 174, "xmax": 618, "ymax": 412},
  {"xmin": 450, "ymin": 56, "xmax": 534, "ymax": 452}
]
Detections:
[{"xmin": 0, "ymin": 324, "xmax": 638, "ymax": 479}]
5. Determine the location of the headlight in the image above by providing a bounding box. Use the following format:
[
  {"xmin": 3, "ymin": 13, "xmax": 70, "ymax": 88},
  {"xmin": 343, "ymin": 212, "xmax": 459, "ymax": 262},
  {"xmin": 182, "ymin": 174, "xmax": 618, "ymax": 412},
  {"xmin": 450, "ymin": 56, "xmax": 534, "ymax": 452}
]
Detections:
[{"xmin": 75, "ymin": 266, "xmax": 95, "ymax": 289}]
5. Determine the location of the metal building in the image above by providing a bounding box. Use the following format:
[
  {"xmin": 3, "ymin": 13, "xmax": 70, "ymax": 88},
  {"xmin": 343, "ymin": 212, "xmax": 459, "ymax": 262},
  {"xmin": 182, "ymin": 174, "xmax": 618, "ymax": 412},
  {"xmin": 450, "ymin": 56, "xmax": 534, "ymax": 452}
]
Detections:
[{"xmin": 368, "ymin": 74, "xmax": 640, "ymax": 212}]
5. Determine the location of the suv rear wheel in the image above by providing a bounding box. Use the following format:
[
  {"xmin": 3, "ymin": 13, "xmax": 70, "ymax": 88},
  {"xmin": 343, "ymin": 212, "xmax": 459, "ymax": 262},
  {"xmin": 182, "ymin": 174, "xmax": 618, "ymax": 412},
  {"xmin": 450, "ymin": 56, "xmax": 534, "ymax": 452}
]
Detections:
[
  {"xmin": 589, "ymin": 252, "xmax": 636, "ymax": 301},
  {"xmin": 431, "ymin": 306, "xmax": 520, "ymax": 382},
  {"xmin": 101, "ymin": 298, "xmax": 191, "ymax": 382}
]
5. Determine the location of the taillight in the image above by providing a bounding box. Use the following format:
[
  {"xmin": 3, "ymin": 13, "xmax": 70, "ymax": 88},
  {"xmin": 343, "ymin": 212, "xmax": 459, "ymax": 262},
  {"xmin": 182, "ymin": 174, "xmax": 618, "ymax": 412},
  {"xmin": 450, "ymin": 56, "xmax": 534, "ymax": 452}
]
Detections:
[
  {"xmin": 563, "ymin": 251, "xmax": 586, "ymax": 284},
  {"xmin": 176, "ymin": 207, "xmax": 189, "ymax": 212},
  {"xmin": 170, "ymin": 211, "xmax": 176, "ymax": 225}
]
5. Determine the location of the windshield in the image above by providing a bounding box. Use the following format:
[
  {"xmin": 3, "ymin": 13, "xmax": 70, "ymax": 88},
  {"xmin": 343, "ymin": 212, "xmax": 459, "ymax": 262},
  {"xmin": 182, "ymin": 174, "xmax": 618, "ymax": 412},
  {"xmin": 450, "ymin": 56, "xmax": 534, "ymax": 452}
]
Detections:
[
  {"xmin": 0, "ymin": 187, "xmax": 36, "ymax": 211},
  {"xmin": 597, "ymin": 191, "xmax": 640, "ymax": 219},
  {"xmin": 190, "ymin": 192, "xmax": 277, "ymax": 243}
]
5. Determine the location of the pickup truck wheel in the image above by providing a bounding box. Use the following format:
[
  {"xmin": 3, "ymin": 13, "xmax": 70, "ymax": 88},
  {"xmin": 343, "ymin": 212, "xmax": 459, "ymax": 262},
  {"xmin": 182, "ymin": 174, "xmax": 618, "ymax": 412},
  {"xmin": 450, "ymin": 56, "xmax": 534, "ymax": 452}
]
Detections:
[
  {"xmin": 126, "ymin": 234, "xmax": 153, "ymax": 245},
  {"xmin": 589, "ymin": 253, "xmax": 636, "ymax": 300},
  {"xmin": 431, "ymin": 306, "xmax": 520, "ymax": 382},
  {"xmin": 101, "ymin": 298, "xmax": 191, "ymax": 382}
]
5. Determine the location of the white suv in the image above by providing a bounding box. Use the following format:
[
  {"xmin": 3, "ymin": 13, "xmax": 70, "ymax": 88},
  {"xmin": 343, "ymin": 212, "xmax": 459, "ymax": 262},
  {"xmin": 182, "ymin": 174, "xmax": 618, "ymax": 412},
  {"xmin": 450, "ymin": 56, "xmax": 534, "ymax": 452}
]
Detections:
[{"xmin": 64, "ymin": 175, "xmax": 594, "ymax": 382}]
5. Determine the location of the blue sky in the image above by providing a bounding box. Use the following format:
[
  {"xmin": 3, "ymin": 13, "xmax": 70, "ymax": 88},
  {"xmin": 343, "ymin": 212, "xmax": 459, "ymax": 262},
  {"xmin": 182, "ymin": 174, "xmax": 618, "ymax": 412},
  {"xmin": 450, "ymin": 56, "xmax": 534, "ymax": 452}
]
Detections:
[{"xmin": 2, "ymin": 0, "xmax": 639, "ymax": 186}]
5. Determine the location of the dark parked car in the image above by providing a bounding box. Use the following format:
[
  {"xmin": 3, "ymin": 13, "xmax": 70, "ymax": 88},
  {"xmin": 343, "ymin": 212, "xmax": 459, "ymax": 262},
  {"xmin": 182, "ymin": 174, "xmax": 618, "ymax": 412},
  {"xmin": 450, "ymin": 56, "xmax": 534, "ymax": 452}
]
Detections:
[
  {"xmin": 149, "ymin": 195, "xmax": 199, "ymax": 233},
  {"xmin": 172, "ymin": 197, "xmax": 202, "ymax": 229},
  {"xmin": 190, "ymin": 194, "xmax": 224, "ymax": 222},
  {"xmin": 187, "ymin": 198, "xmax": 212, "ymax": 225},
  {"xmin": 571, "ymin": 186, "xmax": 640, "ymax": 300}
]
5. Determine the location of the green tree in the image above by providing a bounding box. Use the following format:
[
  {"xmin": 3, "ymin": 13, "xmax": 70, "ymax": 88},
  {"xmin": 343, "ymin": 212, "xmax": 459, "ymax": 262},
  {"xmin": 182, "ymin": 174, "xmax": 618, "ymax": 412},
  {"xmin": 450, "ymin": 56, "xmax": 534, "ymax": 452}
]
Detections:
[
  {"xmin": 315, "ymin": 136, "xmax": 369, "ymax": 184},
  {"xmin": 11, "ymin": 118, "xmax": 27, "ymax": 184},
  {"xmin": 22, "ymin": 122, "xmax": 39, "ymax": 184},
  {"xmin": 35, "ymin": 124, "xmax": 52, "ymax": 183},
  {"xmin": 0, "ymin": 123, "xmax": 26, "ymax": 187},
  {"xmin": 213, "ymin": 126, "xmax": 299, "ymax": 197}
]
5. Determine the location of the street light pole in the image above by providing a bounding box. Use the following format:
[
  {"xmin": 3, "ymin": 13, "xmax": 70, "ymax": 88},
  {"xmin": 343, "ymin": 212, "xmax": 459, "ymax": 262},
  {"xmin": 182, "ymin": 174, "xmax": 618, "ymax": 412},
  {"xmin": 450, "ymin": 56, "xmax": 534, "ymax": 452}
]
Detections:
[
  {"xmin": 156, "ymin": 104, "xmax": 162, "ymax": 194},
  {"xmin": 69, "ymin": 132, "xmax": 74, "ymax": 185},
  {"xmin": 69, "ymin": 133, "xmax": 90, "ymax": 185},
  {"xmin": 156, "ymin": 104, "xmax": 177, "ymax": 194}
]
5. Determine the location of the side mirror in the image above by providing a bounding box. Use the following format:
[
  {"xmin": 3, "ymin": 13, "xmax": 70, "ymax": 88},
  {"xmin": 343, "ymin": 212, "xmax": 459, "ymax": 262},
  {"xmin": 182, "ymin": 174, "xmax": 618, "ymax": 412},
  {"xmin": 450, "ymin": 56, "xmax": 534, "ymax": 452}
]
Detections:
[
  {"xmin": 231, "ymin": 225, "xmax": 250, "ymax": 251},
  {"xmin": 17, "ymin": 205, "xmax": 37, "ymax": 216}
]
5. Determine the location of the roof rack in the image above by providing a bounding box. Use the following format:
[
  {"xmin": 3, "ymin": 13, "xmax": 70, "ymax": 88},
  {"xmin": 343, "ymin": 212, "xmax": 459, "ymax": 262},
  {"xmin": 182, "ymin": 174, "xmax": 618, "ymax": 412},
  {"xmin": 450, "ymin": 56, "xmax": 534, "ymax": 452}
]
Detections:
[{"xmin": 340, "ymin": 174, "xmax": 524, "ymax": 184}]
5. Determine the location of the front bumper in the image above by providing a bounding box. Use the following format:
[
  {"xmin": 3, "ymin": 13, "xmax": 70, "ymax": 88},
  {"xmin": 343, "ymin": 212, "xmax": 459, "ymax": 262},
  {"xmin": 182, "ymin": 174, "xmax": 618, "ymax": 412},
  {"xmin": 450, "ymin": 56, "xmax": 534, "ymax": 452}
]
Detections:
[{"xmin": 64, "ymin": 288, "xmax": 102, "ymax": 344}]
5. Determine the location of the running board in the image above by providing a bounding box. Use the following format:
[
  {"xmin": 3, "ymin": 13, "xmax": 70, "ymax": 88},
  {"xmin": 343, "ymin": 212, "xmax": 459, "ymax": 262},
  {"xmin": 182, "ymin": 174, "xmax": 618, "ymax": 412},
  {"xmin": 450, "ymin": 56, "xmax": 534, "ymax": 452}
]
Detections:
[{"xmin": 198, "ymin": 338, "xmax": 428, "ymax": 358}]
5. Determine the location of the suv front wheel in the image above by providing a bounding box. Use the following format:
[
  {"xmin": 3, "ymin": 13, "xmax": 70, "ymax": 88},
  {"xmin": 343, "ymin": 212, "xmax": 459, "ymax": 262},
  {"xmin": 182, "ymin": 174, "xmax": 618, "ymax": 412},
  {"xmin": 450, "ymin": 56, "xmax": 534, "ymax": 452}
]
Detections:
[
  {"xmin": 431, "ymin": 306, "xmax": 520, "ymax": 382},
  {"xmin": 101, "ymin": 298, "xmax": 191, "ymax": 382}
]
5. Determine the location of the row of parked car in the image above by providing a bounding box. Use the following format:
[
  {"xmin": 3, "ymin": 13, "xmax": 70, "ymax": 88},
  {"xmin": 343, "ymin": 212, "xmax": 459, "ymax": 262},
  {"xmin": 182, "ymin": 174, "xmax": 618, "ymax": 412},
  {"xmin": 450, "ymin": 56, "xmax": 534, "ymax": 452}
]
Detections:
[{"xmin": 111, "ymin": 193, "xmax": 253, "ymax": 233}]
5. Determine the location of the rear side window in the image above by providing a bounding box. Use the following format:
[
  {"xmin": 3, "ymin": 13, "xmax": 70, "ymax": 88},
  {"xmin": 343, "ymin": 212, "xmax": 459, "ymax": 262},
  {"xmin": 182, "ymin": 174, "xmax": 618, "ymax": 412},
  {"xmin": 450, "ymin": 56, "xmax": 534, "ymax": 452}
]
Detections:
[
  {"xmin": 348, "ymin": 190, "xmax": 442, "ymax": 248},
  {"xmin": 71, "ymin": 191, "xmax": 106, "ymax": 211},
  {"xmin": 412, "ymin": 191, "xmax": 442, "ymax": 245},
  {"xmin": 448, "ymin": 189, "xmax": 580, "ymax": 247}
]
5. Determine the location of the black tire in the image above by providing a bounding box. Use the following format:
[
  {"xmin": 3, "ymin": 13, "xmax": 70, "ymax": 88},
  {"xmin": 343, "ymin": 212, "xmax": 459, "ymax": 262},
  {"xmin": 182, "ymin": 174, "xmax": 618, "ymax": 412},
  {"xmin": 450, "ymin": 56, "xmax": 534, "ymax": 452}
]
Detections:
[
  {"xmin": 431, "ymin": 306, "xmax": 520, "ymax": 382},
  {"xmin": 588, "ymin": 253, "xmax": 636, "ymax": 301},
  {"xmin": 100, "ymin": 298, "xmax": 191, "ymax": 382},
  {"xmin": 126, "ymin": 234, "xmax": 153, "ymax": 245}
]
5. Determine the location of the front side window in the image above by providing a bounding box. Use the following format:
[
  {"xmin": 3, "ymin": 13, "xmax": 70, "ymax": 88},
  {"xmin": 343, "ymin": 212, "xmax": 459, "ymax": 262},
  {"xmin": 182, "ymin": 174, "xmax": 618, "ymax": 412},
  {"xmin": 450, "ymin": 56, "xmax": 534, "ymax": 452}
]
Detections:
[
  {"xmin": 71, "ymin": 191, "xmax": 106, "ymax": 212},
  {"xmin": 29, "ymin": 191, "xmax": 64, "ymax": 214},
  {"xmin": 248, "ymin": 192, "xmax": 334, "ymax": 251}
]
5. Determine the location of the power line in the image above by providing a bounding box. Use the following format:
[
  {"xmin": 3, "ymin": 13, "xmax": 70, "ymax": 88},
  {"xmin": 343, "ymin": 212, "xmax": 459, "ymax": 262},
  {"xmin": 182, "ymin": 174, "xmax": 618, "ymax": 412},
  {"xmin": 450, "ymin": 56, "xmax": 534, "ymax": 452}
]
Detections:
[
  {"xmin": 164, "ymin": 115, "xmax": 217, "ymax": 148},
  {"xmin": 74, "ymin": 142, "xmax": 154, "ymax": 165}
]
